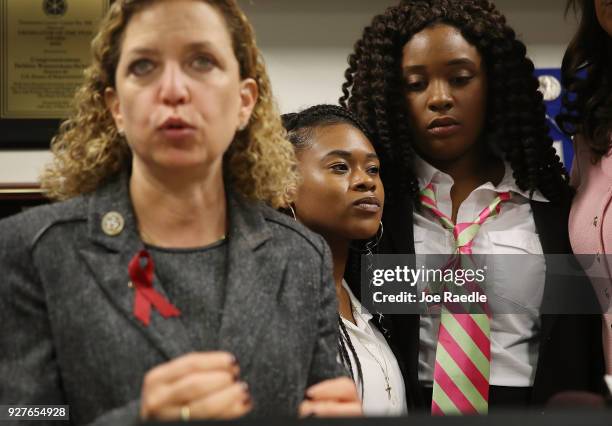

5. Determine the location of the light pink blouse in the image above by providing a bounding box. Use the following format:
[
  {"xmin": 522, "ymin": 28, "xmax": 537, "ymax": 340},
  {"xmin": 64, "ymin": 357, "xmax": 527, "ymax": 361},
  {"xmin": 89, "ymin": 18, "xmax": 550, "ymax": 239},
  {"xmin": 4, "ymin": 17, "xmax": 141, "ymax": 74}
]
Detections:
[{"xmin": 568, "ymin": 135, "xmax": 612, "ymax": 374}]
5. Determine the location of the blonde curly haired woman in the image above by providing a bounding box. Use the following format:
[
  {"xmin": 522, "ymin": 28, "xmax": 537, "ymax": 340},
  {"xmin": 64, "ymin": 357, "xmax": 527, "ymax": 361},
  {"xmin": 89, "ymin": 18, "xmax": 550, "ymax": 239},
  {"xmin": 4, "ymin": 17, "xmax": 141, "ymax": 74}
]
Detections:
[{"xmin": 0, "ymin": 0, "xmax": 359, "ymax": 424}]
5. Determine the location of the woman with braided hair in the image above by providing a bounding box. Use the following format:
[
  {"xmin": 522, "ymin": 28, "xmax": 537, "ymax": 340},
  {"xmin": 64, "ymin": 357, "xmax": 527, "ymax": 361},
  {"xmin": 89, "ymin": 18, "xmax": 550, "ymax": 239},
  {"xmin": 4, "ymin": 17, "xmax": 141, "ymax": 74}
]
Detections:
[
  {"xmin": 342, "ymin": 0, "xmax": 604, "ymax": 413},
  {"xmin": 282, "ymin": 105, "xmax": 408, "ymax": 415},
  {"xmin": 559, "ymin": 0, "xmax": 612, "ymax": 375}
]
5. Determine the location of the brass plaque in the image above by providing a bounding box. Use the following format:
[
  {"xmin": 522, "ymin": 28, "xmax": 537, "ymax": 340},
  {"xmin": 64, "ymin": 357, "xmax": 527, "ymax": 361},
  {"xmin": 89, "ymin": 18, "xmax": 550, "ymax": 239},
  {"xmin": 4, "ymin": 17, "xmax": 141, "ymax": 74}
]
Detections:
[{"xmin": 1, "ymin": 0, "xmax": 109, "ymax": 119}]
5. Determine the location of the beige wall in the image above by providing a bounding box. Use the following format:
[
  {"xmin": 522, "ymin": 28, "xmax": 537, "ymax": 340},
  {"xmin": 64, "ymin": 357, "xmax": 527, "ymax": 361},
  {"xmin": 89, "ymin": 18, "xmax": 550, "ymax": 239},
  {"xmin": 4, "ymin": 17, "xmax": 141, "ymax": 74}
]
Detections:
[
  {"xmin": 0, "ymin": 0, "xmax": 578, "ymax": 184},
  {"xmin": 247, "ymin": 0, "xmax": 577, "ymax": 114}
]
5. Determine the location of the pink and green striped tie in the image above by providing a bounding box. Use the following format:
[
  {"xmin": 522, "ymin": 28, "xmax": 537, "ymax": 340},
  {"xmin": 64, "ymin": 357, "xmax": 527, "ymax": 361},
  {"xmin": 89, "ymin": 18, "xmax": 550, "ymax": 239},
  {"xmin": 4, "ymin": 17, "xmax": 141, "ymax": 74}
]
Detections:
[{"xmin": 420, "ymin": 183, "xmax": 511, "ymax": 415}]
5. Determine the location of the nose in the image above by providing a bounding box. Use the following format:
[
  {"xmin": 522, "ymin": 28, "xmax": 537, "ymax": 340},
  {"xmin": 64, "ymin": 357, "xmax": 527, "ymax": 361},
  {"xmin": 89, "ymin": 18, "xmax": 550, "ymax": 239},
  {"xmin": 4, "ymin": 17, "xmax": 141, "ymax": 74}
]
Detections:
[
  {"xmin": 427, "ymin": 80, "xmax": 453, "ymax": 113},
  {"xmin": 159, "ymin": 63, "xmax": 190, "ymax": 106},
  {"xmin": 351, "ymin": 168, "xmax": 377, "ymax": 192}
]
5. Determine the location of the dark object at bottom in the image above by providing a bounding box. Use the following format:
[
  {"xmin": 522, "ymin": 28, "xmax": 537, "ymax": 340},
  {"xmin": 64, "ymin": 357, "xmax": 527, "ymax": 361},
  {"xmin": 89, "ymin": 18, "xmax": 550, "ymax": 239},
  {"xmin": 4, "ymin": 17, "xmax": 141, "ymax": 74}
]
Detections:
[
  {"xmin": 420, "ymin": 385, "xmax": 533, "ymax": 411},
  {"xmin": 142, "ymin": 409, "xmax": 612, "ymax": 426}
]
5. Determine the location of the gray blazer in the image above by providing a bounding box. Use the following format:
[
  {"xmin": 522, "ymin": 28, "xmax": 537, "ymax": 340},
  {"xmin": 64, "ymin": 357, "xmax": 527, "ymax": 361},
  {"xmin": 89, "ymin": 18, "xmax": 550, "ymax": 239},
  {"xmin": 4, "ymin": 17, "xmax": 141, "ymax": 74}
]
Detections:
[{"xmin": 0, "ymin": 173, "xmax": 344, "ymax": 425}]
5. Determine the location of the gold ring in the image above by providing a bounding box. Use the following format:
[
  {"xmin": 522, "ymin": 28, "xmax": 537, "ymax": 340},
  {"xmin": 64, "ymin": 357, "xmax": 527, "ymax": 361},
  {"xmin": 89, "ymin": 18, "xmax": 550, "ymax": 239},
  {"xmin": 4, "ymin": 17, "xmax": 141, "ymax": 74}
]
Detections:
[{"xmin": 180, "ymin": 405, "xmax": 190, "ymax": 421}]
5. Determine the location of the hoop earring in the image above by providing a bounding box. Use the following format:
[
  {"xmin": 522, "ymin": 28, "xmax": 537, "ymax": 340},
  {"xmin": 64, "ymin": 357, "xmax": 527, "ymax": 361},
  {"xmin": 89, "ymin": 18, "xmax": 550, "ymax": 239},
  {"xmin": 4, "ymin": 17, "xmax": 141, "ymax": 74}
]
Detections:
[
  {"xmin": 349, "ymin": 221, "xmax": 383, "ymax": 253},
  {"xmin": 289, "ymin": 205, "xmax": 297, "ymax": 221},
  {"xmin": 367, "ymin": 221, "xmax": 384, "ymax": 250}
]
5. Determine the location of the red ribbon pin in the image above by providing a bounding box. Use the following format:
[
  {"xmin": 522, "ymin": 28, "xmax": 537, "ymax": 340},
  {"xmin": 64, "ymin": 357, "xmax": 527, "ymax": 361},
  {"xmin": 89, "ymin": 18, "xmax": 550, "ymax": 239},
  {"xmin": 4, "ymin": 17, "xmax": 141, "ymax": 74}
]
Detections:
[{"xmin": 128, "ymin": 250, "xmax": 181, "ymax": 326}]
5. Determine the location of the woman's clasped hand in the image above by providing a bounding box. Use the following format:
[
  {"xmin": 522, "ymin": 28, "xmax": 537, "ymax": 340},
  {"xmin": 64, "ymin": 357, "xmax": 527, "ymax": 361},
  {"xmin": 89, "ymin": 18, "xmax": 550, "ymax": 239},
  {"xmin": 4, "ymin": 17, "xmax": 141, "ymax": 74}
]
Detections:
[{"xmin": 139, "ymin": 352, "xmax": 250, "ymax": 421}]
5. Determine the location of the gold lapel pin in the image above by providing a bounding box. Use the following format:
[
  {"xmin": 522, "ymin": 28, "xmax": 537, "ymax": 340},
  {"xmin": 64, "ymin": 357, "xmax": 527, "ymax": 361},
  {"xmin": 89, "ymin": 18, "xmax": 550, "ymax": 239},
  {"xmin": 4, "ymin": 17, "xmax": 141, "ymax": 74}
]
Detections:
[{"xmin": 101, "ymin": 211, "xmax": 125, "ymax": 236}]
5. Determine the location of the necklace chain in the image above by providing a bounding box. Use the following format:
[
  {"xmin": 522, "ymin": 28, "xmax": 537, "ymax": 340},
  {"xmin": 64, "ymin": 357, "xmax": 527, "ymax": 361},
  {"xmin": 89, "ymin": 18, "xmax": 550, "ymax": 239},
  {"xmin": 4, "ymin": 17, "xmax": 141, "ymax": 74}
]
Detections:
[
  {"xmin": 351, "ymin": 307, "xmax": 393, "ymax": 400},
  {"xmin": 341, "ymin": 292, "xmax": 394, "ymax": 401}
]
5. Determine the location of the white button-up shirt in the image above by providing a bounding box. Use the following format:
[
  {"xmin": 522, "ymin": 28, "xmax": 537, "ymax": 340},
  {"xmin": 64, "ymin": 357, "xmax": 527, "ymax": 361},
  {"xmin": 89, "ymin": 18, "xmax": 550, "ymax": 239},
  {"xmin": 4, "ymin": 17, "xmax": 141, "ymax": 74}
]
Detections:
[
  {"xmin": 341, "ymin": 281, "xmax": 408, "ymax": 416},
  {"xmin": 413, "ymin": 156, "xmax": 548, "ymax": 387}
]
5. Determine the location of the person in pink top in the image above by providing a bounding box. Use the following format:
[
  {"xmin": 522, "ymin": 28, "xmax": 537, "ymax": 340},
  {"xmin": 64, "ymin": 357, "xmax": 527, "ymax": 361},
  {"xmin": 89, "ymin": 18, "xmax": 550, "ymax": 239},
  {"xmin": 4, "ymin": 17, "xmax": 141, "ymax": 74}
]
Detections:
[{"xmin": 558, "ymin": 0, "xmax": 612, "ymax": 374}]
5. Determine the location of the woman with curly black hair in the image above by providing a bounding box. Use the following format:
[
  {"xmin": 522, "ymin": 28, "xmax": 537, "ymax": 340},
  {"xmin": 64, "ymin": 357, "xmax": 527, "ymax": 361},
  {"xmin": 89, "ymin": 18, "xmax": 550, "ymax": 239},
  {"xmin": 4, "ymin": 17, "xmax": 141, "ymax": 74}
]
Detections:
[
  {"xmin": 559, "ymin": 0, "xmax": 612, "ymax": 375},
  {"xmin": 282, "ymin": 105, "xmax": 408, "ymax": 415},
  {"xmin": 342, "ymin": 0, "xmax": 604, "ymax": 414}
]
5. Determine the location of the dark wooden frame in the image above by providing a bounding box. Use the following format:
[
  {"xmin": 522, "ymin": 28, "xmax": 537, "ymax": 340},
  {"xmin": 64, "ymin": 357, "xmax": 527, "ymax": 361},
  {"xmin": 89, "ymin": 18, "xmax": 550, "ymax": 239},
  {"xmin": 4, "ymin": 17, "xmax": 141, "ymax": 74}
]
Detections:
[
  {"xmin": 0, "ymin": 183, "xmax": 48, "ymax": 219},
  {"xmin": 0, "ymin": 119, "xmax": 61, "ymax": 149}
]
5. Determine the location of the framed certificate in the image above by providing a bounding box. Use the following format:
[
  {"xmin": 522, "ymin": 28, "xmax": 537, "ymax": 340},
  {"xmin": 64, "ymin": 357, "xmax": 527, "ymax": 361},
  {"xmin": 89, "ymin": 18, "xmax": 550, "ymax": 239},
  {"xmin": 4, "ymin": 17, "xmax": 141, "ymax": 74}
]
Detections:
[{"xmin": 0, "ymin": 0, "xmax": 110, "ymax": 148}]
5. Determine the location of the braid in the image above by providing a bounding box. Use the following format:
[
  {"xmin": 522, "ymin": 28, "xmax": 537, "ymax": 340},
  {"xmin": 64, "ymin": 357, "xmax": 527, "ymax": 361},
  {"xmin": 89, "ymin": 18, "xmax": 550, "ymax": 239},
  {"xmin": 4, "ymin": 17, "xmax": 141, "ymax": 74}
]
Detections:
[
  {"xmin": 338, "ymin": 317, "xmax": 365, "ymax": 399},
  {"xmin": 281, "ymin": 104, "xmax": 381, "ymax": 251},
  {"xmin": 337, "ymin": 324, "xmax": 354, "ymax": 381},
  {"xmin": 341, "ymin": 0, "xmax": 570, "ymax": 204},
  {"xmin": 337, "ymin": 333, "xmax": 353, "ymax": 380},
  {"xmin": 281, "ymin": 104, "xmax": 374, "ymax": 152}
]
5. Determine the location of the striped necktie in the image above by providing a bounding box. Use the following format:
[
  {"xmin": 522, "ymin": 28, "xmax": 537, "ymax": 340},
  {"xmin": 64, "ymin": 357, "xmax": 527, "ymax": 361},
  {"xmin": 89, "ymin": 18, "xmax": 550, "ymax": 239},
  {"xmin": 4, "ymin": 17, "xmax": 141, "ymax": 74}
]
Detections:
[{"xmin": 420, "ymin": 183, "xmax": 511, "ymax": 415}]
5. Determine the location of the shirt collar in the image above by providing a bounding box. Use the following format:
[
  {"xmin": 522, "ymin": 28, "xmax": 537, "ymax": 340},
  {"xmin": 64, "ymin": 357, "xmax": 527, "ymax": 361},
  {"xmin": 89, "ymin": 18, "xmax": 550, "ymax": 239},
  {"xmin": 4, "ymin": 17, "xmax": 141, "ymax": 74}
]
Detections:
[{"xmin": 413, "ymin": 155, "xmax": 549, "ymax": 203}]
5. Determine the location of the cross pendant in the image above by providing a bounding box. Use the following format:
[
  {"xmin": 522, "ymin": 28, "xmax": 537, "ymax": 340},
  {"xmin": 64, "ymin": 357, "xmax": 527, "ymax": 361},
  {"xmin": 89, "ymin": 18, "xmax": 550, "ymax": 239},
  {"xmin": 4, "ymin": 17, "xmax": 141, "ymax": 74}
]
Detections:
[{"xmin": 385, "ymin": 378, "xmax": 392, "ymax": 400}]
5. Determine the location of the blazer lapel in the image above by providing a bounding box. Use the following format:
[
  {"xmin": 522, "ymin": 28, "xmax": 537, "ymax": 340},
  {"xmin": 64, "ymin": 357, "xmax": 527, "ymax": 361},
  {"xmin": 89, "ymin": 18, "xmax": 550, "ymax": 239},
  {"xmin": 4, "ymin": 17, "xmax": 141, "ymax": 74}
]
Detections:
[
  {"xmin": 530, "ymin": 199, "xmax": 570, "ymax": 255},
  {"xmin": 530, "ymin": 199, "xmax": 571, "ymax": 345},
  {"xmin": 80, "ymin": 174, "xmax": 194, "ymax": 360},
  {"xmin": 217, "ymin": 193, "xmax": 280, "ymax": 372}
]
